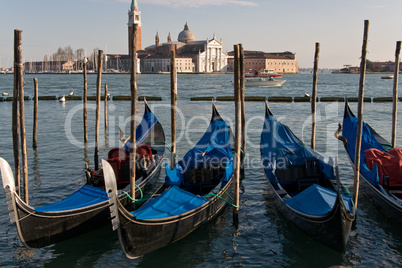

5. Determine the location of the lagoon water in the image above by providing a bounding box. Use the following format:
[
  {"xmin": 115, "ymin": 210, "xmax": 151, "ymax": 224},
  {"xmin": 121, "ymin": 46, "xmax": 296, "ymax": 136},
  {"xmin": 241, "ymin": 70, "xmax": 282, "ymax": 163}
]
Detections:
[{"xmin": 0, "ymin": 72, "xmax": 402, "ymax": 267}]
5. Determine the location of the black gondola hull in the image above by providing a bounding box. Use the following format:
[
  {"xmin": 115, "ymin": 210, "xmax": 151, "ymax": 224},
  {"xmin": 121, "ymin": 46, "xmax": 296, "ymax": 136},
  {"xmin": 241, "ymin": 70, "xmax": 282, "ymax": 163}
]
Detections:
[
  {"xmin": 1, "ymin": 103, "xmax": 166, "ymax": 248},
  {"xmin": 116, "ymin": 179, "xmax": 233, "ymax": 258},
  {"xmin": 263, "ymin": 170, "xmax": 354, "ymax": 252},
  {"xmin": 6, "ymin": 164, "xmax": 162, "ymax": 248}
]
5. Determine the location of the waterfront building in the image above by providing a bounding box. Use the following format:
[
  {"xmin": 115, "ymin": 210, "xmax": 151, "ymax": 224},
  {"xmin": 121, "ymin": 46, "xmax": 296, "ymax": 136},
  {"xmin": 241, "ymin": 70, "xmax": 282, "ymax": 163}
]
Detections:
[
  {"xmin": 227, "ymin": 50, "xmax": 299, "ymax": 74},
  {"xmin": 142, "ymin": 24, "xmax": 230, "ymax": 73}
]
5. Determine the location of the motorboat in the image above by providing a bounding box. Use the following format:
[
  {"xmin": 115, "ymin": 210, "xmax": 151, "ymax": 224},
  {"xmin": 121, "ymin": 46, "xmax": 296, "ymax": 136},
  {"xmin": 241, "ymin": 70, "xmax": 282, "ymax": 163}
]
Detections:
[
  {"xmin": 245, "ymin": 69, "xmax": 283, "ymax": 78},
  {"xmin": 245, "ymin": 77, "xmax": 286, "ymax": 87}
]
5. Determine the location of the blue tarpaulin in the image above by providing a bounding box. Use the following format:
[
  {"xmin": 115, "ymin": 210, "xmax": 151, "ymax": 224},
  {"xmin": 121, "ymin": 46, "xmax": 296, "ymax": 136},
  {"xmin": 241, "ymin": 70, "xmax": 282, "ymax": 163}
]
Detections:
[
  {"xmin": 284, "ymin": 184, "xmax": 353, "ymax": 215},
  {"xmin": 132, "ymin": 113, "xmax": 234, "ymax": 220},
  {"xmin": 260, "ymin": 112, "xmax": 336, "ymax": 182},
  {"xmin": 35, "ymin": 185, "xmax": 108, "ymax": 212},
  {"xmin": 342, "ymin": 114, "xmax": 383, "ymax": 186},
  {"xmin": 124, "ymin": 110, "xmax": 159, "ymax": 151},
  {"xmin": 165, "ymin": 119, "xmax": 234, "ymax": 187},
  {"xmin": 131, "ymin": 186, "xmax": 207, "ymax": 219}
]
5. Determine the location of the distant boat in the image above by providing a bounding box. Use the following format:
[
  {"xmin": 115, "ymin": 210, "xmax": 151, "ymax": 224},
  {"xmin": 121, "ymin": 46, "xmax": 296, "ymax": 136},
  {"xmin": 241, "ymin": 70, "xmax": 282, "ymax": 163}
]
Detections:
[
  {"xmin": 245, "ymin": 77, "xmax": 286, "ymax": 87},
  {"xmin": 58, "ymin": 96, "xmax": 65, "ymax": 102},
  {"xmin": 381, "ymin": 75, "xmax": 394, "ymax": 79},
  {"xmin": 2, "ymin": 92, "xmax": 8, "ymax": 97},
  {"xmin": 245, "ymin": 69, "xmax": 283, "ymax": 78},
  {"xmin": 69, "ymin": 91, "xmax": 74, "ymax": 96}
]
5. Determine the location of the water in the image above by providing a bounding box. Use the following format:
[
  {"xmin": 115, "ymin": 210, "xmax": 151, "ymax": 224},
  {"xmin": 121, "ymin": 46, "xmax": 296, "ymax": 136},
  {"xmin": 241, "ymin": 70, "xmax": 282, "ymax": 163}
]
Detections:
[{"xmin": 1, "ymin": 72, "xmax": 402, "ymax": 267}]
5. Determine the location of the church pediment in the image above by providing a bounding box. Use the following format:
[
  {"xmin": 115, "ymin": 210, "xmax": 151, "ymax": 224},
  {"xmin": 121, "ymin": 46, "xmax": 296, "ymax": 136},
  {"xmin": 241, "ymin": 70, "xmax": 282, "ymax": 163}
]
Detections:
[{"xmin": 208, "ymin": 39, "xmax": 223, "ymax": 46}]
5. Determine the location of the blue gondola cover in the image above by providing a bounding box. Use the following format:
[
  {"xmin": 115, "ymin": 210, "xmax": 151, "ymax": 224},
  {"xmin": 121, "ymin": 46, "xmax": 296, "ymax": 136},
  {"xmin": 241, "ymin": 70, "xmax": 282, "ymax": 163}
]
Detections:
[
  {"xmin": 261, "ymin": 112, "xmax": 335, "ymax": 181},
  {"xmin": 131, "ymin": 186, "xmax": 207, "ymax": 219},
  {"xmin": 284, "ymin": 184, "xmax": 353, "ymax": 215},
  {"xmin": 165, "ymin": 119, "xmax": 234, "ymax": 186},
  {"xmin": 35, "ymin": 185, "xmax": 108, "ymax": 212},
  {"xmin": 124, "ymin": 110, "xmax": 159, "ymax": 151},
  {"xmin": 342, "ymin": 114, "xmax": 383, "ymax": 186}
]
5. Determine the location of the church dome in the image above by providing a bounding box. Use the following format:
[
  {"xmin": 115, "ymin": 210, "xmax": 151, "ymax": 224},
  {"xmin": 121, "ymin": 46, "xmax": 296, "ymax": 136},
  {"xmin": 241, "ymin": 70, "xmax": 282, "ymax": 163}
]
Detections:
[{"xmin": 178, "ymin": 23, "xmax": 195, "ymax": 43}]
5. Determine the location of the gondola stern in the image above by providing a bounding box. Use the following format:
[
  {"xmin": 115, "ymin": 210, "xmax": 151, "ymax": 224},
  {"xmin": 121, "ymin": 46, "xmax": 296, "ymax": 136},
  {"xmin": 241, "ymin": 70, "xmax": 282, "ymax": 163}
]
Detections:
[
  {"xmin": 264, "ymin": 100, "xmax": 274, "ymax": 116},
  {"xmin": 211, "ymin": 100, "xmax": 224, "ymax": 122},
  {"xmin": 144, "ymin": 98, "xmax": 151, "ymax": 113},
  {"xmin": 343, "ymin": 97, "xmax": 355, "ymax": 119}
]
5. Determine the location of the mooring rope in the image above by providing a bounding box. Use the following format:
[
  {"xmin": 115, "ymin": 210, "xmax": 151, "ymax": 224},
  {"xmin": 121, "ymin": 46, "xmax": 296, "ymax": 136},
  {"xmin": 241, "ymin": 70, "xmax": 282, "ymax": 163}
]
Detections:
[
  {"xmin": 122, "ymin": 183, "xmax": 144, "ymax": 203},
  {"xmin": 204, "ymin": 188, "xmax": 238, "ymax": 208}
]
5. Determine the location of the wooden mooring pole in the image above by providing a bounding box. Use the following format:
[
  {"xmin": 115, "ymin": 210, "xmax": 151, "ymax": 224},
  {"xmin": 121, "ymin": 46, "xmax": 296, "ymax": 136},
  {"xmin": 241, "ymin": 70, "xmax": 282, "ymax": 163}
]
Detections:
[
  {"xmin": 353, "ymin": 20, "xmax": 369, "ymax": 210},
  {"xmin": 233, "ymin": 44, "xmax": 241, "ymax": 221},
  {"xmin": 83, "ymin": 58, "xmax": 88, "ymax": 144},
  {"xmin": 104, "ymin": 83, "xmax": 108, "ymax": 131},
  {"xmin": 392, "ymin": 41, "xmax": 401, "ymax": 148},
  {"xmin": 239, "ymin": 44, "xmax": 246, "ymax": 170},
  {"xmin": 33, "ymin": 78, "xmax": 38, "ymax": 149},
  {"xmin": 311, "ymin": 42, "xmax": 320, "ymax": 150},
  {"xmin": 15, "ymin": 29, "xmax": 29, "ymax": 203},
  {"xmin": 94, "ymin": 50, "xmax": 103, "ymax": 171},
  {"xmin": 130, "ymin": 24, "xmax": 138, "ymax": 198},
  {"xmin": 12, "ymin": 30, "xmax": 21, "ymax": 196},
  {"xmin": 170, "ymin": 50, "xmax": 177, "ymax": 167}
]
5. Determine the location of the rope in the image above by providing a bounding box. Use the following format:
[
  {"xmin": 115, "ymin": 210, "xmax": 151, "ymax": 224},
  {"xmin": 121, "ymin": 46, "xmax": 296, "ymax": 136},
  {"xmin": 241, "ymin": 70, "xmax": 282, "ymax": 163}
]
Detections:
[
  {"xmin": 122, "ymin": 184, "xmax": 144, "ymax": 203},
  {"xmin": 204, "ymin": 193, "xmax": 239, "ymax": 208},
  {"xmin": 204, "ymin": 188, "xmax": 238, "ymax": 208},
  {"xmin": 210, "ymin": 188, "xmax": 234, "ymax": 201}
]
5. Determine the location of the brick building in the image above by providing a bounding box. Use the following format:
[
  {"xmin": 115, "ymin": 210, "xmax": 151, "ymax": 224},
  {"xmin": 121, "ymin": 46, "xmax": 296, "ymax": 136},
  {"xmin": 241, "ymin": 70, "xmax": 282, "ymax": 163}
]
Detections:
[{"xmin": 227, "ymin": 50, "xmax": 298, "ymax": 74}]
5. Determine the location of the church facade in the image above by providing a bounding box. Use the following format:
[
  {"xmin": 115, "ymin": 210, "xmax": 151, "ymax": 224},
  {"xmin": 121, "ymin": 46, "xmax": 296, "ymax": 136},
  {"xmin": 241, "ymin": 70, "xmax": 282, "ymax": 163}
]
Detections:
[{"xmin": 141, "ymin": 24, "xmax": 230, "ymax": 73}]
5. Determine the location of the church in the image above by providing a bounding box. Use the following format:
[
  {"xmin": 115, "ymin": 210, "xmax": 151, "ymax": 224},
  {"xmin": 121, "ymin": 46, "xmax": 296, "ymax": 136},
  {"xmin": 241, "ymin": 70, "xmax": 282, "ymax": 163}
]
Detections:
[
  {"xmin": 105, "ymin": 0, "xmax": 230, "ymax": 73},
  {"xmin": 105, "ymin": 0, "xmax": 297, "ymax": 74},
  {"xmin": 141, "ymin": 23, "xmax": 230, "ymax": 73}
]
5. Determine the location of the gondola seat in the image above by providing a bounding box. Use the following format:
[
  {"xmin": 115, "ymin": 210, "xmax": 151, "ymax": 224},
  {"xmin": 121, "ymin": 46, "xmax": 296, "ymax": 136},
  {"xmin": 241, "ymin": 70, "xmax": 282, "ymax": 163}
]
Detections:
[
  {"xmin": 284, "ymin": 184, "xmax": 353, "ymax": 215},
  {"xmin": 130, "ymin": 186, "xmax": 207, "ymax": 219}
]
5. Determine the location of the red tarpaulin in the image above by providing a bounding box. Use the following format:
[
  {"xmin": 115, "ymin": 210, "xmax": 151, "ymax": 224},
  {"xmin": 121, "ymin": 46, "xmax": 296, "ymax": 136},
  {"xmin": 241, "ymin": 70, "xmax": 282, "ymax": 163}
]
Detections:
[{"xmin": 365, "ymin": 148, "xmax": 402, "ymax": 187}]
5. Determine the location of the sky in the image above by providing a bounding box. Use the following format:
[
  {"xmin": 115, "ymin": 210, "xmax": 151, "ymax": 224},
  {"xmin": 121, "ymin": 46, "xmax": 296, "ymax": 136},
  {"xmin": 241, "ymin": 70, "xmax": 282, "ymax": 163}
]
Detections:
[{"xmin": 0, "ymin": 0, "xmax": 401, "ymax": 69}]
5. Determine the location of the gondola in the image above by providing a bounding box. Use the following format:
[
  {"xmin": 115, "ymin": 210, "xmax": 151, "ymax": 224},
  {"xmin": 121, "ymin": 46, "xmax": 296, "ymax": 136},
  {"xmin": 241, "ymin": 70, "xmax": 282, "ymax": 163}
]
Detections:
[
  {"xmin": 260, "ymin": 101, "xmax": 355, "ymax": 252},
  {"xmin": 104, "ymin": 103, "xmax": 235, "ymax": 259},
  {"xmin": 0, "ymin": 101, "xmax": 165, "ymax": 249},
  {"xmin": 337, "ymin": 99, "xmax": 402, "ymax": 224}
]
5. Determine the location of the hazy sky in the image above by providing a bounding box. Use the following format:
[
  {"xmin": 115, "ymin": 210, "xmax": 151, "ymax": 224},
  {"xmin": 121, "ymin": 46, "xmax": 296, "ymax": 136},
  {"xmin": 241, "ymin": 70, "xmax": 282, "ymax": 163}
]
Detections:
[{"xmin": 0, "ymin": 0, "xmax": 401, "ymax": 69}]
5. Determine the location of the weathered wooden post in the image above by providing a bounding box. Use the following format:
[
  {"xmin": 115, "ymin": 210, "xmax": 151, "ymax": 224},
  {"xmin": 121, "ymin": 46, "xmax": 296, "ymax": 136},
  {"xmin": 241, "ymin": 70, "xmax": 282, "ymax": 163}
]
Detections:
[
  {"xmin": 104, "ymin": 83, "xmax": 108, "ymax": 131},
  {"xmin": 130, "ymin": 24, "xmax": 138, "ymax": 198},
  {"xmin": 94, "ymin": 50, "xmax": 103, "ymax": 171},
  {"xmin": 33, "ymin": 78, "xmax": 38, "ymax": 149},
  {"xmin": 392, "ymin": 41, "xmax": 401, "ymax": 148},
  {"xmin": 353, "ymin": 20, "xmax": 369, "ymax": 210},
  {"xmin": 239, "ymin": 44, "xmax": 246, "ymax": 169},
  {"xmin": 233, "ymin": 44, "xmax": 241, "ymax": 221},
  {"xmin": 15, "ymin": 30, "xmax": 28, "ymax": 203},
  {"xmin": 311, "ymin": 42, "xmax": 320, "ymax": 150},
  {"xmin": 83, "ymin": 58, "xmax": 88, "ymax": 144},
  {"xmin": 170, "ymin": 50, "xmax": 177, "ymax": 167},
  {"xmin": 12, "ymin": 29, "xmax": 21, "ymax": 196}
]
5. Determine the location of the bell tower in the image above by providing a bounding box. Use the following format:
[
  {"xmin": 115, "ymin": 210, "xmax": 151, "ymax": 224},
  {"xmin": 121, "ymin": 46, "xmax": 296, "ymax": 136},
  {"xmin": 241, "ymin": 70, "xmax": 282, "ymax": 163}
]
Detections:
[
  {"xmin": 128, "ymin": 0, "xmax": 142, "ymax": 54},
  {"xmin": 155, "ymin": 32, "xmax": 160, "ymax": 46}
]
